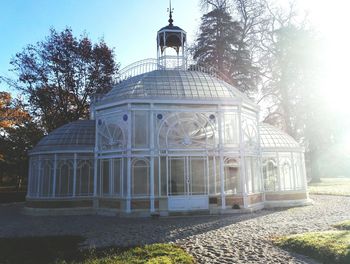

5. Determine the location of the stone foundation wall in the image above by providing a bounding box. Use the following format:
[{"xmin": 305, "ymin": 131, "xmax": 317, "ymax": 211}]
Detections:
[
  {"xmin": 265, "ymin": 191, "xmax": 307, "ymax": 201},
  {"xmin": 26, "ymin": 199, "xmax": 93, "ymax": 208},
  {"xmin": 248, "ymin": 193, "xmax": 263, "ymax": 205}
]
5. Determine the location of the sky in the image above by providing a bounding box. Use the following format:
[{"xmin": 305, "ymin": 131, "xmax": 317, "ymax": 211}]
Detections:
[
  {"xmin": 0, "ymin": 0, "xmax": 350, "ymax": 106},
  {"xmin": 0, "ymin": 0, "xmax": 201, "ymax": 92}
]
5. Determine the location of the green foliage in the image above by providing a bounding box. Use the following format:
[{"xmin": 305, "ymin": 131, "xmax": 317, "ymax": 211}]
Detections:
[
  {"xmin": 0, "ymin": 236, "xmax": 195, "ymax": 264},
  {"xmin": 308, "ymin": 178, "xmax": 350, "ymax": 196},
  {"xmin": 10, "ymin": 27, "xmax": 119, "ymax": 132},
  {"xmin": 84, "ymin": 244, "xmax": 195, "ymax": 264},
  {"xmin": 0, "ymin": 92, "xmax": 44, "ymax": 186},
  {"xmin": 192, "ymin": 5, "xmax": 258, "ymax": 93},
  {"xmin": 275, "ymin": 227, "xmax": 350, "ymax": 264}
]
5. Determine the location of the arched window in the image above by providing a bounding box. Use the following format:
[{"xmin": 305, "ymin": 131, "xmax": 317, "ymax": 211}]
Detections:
[
  {"xmin": 224, "ymin": 158, "xmax": 240, "ymax": 194},
  {"xmin": 132, "ymin": 159, "xmax": 149, "ymax": 197},
  {"xmin": 40, "ymin": 159, "xmax": 53, "ymax": 197},
  {"xmin": 98, "ymin": 121, "xmax": 125, "ymax": 151},
  {"xmin": 76, "ymin": 160, "xmax": 93, "ymax": 196},
  {"xmin": 280, "ymin": 157, "xmax": 292, "ymax": 190},
  {"xmin": 242, "ymin": 118, "xmax": 258, "ymax": 146},
  {"xmin": 29, "ymin": 158, "xmax": 40, "ymax": 197},
  {"xmin": 56, "ymin": 160, "xmax": 74, "ymax": 196},
  {"xmin": 262, "ymin": 158, "xmax": 278, "ymax": 191},
  {"xmin": 158, "ymin": 113, "xmax": 215, "ymax": 149}
]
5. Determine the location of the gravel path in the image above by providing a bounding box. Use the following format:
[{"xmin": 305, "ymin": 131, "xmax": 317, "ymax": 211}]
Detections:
[{"xmin": 1, "ymin": 195, "xmax": 349, "ymax": 263}]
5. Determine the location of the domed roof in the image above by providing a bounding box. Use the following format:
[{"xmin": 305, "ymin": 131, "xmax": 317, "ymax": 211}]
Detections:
[
  {"xmin": 30, "ymin": 120, "xmax": 95, "ymax": 154},
  {"xmin": 158, "ymin": 25, "xmax": 185, "ymax": 32},
  {"xmin": 98, "ymin": 70, "xmax": 253, "ymax": 105},
  {"xmin": 259, "ymin": 123, "xmax": 302, "ymax": 150}
]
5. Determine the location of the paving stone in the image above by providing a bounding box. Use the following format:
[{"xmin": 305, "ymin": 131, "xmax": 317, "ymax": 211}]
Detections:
[{"xmin": 0, "ymin": 195, "xmax": 349, "ymax": 263}]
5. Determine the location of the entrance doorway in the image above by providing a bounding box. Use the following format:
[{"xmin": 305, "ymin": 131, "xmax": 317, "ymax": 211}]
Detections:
[{"xmin": 168, "ymin": 156, "xmax": 209, "ymax": 211}]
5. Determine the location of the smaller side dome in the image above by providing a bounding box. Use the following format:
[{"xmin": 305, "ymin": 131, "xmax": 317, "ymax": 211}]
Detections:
[
  {"xmin": 30, "ymin": 120, "xmax": 95, "ymax": 154},
  {"xmin": 259, "ymin": 123, "xmax": 302, "ymax": 150}
]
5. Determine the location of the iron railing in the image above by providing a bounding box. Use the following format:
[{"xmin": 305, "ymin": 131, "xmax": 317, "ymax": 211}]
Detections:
[{"xmin": 116, "ymin": 56, "xmax": 232, "ymax": 84}]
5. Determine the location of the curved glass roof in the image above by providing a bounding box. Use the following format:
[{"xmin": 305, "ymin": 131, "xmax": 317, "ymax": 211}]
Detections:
[
  {"xmin": 259, "ymin": 123, "xmax": 301, "ymax": 150},
  {"xmin": 98, "ymin": 70, "xmax": 252, "ymax": 105},
  {"xmin": 30, "ymin": 120, "xmax": 95, "ymax": 153}
]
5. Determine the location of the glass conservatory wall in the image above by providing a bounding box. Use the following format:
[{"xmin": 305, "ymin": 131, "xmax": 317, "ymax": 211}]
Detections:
[
  {"xmin": 76, "ymin": 159, "xmax": 94, "ymax": 196},
  {"xmin": 40, "ymin": 157, "xmax": 54, "ymax": 197},
  {"xmin": 97, "ymin": 114, "xmax": 126, "ymax": 151},
  {"xmin": 113, "ymin": 159, "xmax": 122, "ymax": 196},
  {"xmin": 28, "ymin": 154, "xmax": 94, "ymax": 198},
  {"xmin": 245, "ymin": 157, "xmax": 262, "ymax": 193},
  {"xmin": 262, "ymin": 152, "xmax": 306, "ymax": 192},
  {"xmin": 100, "ymin": 159, "xmax": 110, "ymax": 196},
  {"xmin": 209, "ymin": 156, "xmax": 220, "ymax": 195},
  {"xmin": 132, "ymin": 158, "xmax": 150, "ymax": 197},
  {"xmin": 262, "ymin": 157, "xmax": 279, "ymax": 192},
  {"xmin": 241, "ymin": 115, "xmax": 258, "ymax": 148},
  {"xmin": 190, "ymin": 157, "xmax": 207, "ymax": 195},
  {"xmin": 223, "ymin": 113, "xmax": 239, "ymax": 146},
  {"xmin": 224, "ymin": 158, "xmax": 241, "ymax": 194},
  {"xmin": 28, "ymin": 156, "xmax": 39, "ymax": 196},
  {"xmin": 133, "ymin": 111, "xmax": 149, "ymax": 148},
  {"xmin": 56, "ymin": 159, "xmax": 74, "ymax": 197},
  {"xmin": 157, "ymin": 112, "xmax": 216, "ymax": 149},
  {"xmin": 99, "ymin": 158, "xmax": 124, "ymax": 197}
]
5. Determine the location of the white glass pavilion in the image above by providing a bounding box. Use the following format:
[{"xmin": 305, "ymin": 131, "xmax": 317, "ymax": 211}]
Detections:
[{"xmin": 26, "ymin": 15, "xmax": 310, "ymax": 215}]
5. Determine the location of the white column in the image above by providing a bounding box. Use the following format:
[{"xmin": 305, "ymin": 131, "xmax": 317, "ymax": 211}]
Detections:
[
  {"xmin": 93, "ymin": 156, "xmax": 98, "ymax": 196},
  {"xmin": 109, "ymin": 159, "xmax": 113, "ymax": 195},
  {"xmin": 121, "ymin": 157, "xmax": 124, "ymax": 197},
  {"xmin": 291, "ymin": 152, "xmax": 296, "ymax": 190},
  {"xmin": 163, "ymin": 33, "xmax": 166, "ymax": 68},
  {"xmin": 213, "ymin": 155, "xmax": 217, "ymax": 194},
  {"xmin": 37, "ymin": 156, "xmax": 41, "ymax": 198},
  {"xmin": 206, "ymin": 155, "xmax": 210, "ymax": 195},
  {"xmin": 277, "ymin": 152, "xmax": 282, "ymax": 191},
  {"xmin": 218, "ymin": 109, "xmax": 225, "ymax": 209},
  {"xmin": 238, "ymin": 106, "xmax": 248, "ymax": 208},
  {"xmin": 256, "ymin": 112, "xmax": 265, "ymax": 202},
  {"xmin": 150, "ymin": 104, "xmax": 155, "ymax": 212},
  {"xmin": 52, "ymin": 154, "xmax": 57, "ymax": 197},
  {"xmin": 73, "ymin": 153, "xmax": 77, "ymax": 197},
  {"xmin": 126, "ymin": 105, "xmax": 132, "ymax": 213},
  {"xmin": 93, "ymin": 117, "xmax": 99, "ymax": 209}
]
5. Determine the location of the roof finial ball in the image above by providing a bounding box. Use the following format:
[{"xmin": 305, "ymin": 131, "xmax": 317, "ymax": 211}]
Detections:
[{"xmin": 167, "ymin": 0, "xmax": 174, "ymax": 26}]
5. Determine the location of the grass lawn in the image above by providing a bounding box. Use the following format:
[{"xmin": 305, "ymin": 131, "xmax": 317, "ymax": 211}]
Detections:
[
  {"xmin": 274, "ymin": 221, "xmax": 350, "ymax": 264},
  {"xmin": 0, "ymin": 236, "xmax": 195, "ymax": 264},
  {"xmin": 308, "ymin": 178, "xmax": 350, "ymax": 196}
]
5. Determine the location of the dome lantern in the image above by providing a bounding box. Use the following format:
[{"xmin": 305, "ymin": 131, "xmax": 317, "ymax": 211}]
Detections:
[{"xmin": 157, "ymin": 1, "xmax": 187, "ymax": 69}]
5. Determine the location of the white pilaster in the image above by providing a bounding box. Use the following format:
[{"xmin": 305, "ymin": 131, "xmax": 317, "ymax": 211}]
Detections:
[
  {"xmin": 126, "ymin": 104, "xmax": 132, "ymax": 213},
  {"xmin": 217, "ymin": 108, "xmax": 225, "ymax": 209},
  {"xmin": 53, "ymin": 154, "xmax": 57, "ymax": 197},
  {"xmin": 73, "ymin": 153, "xmax": 77, "ymax": 196},
  {"xmin": 238, "ymin": 106, "xmax": 248, "ymax": 208},
  {"xmin": 37, "ymin": 156, "xmax": 41, "ymax": 198},
  {"xmin": 150, "ymin": 104, "xmax": 155, "ymax": 212}
]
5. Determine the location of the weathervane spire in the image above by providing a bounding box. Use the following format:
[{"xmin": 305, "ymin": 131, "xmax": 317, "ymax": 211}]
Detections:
[{"xmin": 167, "ymin": 0, "xmax": 174, "ymax": 26}]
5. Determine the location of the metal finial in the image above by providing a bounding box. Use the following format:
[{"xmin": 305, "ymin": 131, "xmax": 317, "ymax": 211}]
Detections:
[{"xmin": 167, "ymin": 0, "xmax": 174, "ymax": 26}]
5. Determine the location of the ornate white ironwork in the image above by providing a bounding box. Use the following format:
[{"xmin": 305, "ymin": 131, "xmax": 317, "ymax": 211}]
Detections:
[{"xmin": 116, "ymin": 56, "xmax": 232, "ymax": 84}]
